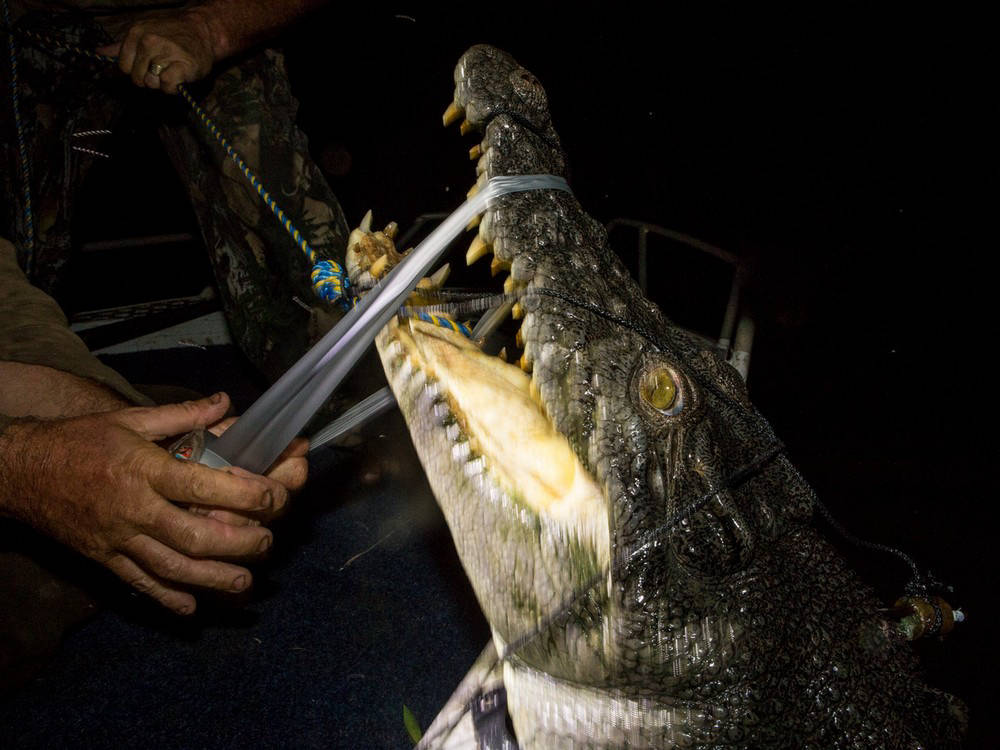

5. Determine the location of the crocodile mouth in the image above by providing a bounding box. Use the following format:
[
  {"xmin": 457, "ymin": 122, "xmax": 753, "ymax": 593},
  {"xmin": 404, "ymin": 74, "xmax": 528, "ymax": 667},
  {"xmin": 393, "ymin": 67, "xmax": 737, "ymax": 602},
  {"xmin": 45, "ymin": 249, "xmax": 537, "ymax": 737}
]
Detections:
[
  {"xmin": 377, "ymin": 315, "xmax": 610, "ymax": 565},
  {"xmin": 344, "ymin": 214, "xmax": 609, "ymax": 565}
]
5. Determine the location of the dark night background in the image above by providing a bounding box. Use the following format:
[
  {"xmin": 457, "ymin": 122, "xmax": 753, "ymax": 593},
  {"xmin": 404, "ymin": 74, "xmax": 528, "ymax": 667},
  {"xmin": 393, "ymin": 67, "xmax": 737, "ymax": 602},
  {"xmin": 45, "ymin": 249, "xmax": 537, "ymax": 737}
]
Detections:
[{"xmin": 2, "ymin": 3, "xmax": 996, "ymax": 748}]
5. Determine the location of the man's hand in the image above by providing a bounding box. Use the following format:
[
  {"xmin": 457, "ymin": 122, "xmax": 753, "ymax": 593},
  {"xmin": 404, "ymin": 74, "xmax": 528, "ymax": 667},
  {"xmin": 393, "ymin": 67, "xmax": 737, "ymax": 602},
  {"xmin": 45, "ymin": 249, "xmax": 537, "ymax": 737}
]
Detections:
[
  {"xmin": 0, "ymin": 393, "xmax": 301, "ymax": 615},
  {"xmin": 193, "ymin": 417, "xmax": 309, "ymax": 526},
  {"xmin": 94, "ymin": 1, "xmax": 327, "ymax": 94},
  {"xmin": 97, "ymin": 10, "xmax": 215, "ymax": 94}
]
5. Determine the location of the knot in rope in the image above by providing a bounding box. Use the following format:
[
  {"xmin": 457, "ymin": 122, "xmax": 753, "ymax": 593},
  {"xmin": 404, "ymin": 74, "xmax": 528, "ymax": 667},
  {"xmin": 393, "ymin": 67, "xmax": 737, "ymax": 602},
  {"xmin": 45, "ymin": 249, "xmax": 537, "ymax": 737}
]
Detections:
[{"xmin": 311, "ymin": 259, "xmax": 354, "ymax": 308}]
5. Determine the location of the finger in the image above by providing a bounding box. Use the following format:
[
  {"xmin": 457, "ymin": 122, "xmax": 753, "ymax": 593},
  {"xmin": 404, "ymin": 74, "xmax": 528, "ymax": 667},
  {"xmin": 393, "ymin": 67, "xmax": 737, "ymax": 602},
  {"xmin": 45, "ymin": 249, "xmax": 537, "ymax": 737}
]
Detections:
[
  {"xmin": 158, "ymin": 60, "xmax": 189, "ymax": 95},
  {"xmin": 265, "ymin": 437, "xmax": 309, "ymax": 493},
  {"xmin": 122, "ymin": 535, "xmax": 252, "ymax": 593},
  {"xmin": 117, "ymin": 27, "xmax": 140, "ymax": 77},
  {"xmin": 277, "ymin": 436, "xmax": 310, "ymax": 460},
  {"xmin": 256, "ymin": 435, "xmax": 308, "ymax": 485},
  {"xmin": 219, "ymin": 466, "xmax": 292, "ymax": 521},
  {"xmin": 226, "ymin": 465, "xmax": 290, "ymax": 515},
  {"xmin": 152, "ymin": 457, "xmax": 276, "ymax": 513},
  {"xmin": 131, "ymin": 33, "xmax": 162, "ymax": 87},
  {"xmin": 208, "ymin": 416, "xmax": 238, "ymax": 437},
  {"xmin": 147, "ymin": 502, "xmax": 273, "ymax": 558},
  {"xmin": 104, "ymin": 552, "xmax": 197, "ymax": 615},
  {"xmin": 120, "ymin": 392, "xmax": 230, "ymax": 440},
  {"xmin": 187, "ymin": 505, "xmax": 262, "ymax": 527},
  {"xmin": 143, "ymin": 56, "xmax": 171, "ymax": 91},
  {"xmin": 96, "ymin": 42, "xmax": 122, "ymax": 59},
  {"xmin": 265, "ymin": 455, "xmax": 308, "ymax": 495}
]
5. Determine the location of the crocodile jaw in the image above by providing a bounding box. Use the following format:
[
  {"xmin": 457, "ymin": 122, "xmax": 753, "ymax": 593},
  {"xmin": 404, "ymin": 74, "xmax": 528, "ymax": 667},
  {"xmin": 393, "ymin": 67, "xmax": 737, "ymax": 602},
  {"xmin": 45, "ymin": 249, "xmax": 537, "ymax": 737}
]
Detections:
[{"xmin": 377, "ymin": 317, "xmax": 611, "ymax": 656}]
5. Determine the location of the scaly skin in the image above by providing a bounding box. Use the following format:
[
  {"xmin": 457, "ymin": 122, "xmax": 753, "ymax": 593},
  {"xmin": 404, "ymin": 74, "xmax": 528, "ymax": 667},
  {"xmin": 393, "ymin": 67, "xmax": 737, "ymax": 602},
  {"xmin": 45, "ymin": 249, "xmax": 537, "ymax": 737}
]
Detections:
[{"xmin": 353, "ymin": 45, "xmax": 966, "ymax": 749}]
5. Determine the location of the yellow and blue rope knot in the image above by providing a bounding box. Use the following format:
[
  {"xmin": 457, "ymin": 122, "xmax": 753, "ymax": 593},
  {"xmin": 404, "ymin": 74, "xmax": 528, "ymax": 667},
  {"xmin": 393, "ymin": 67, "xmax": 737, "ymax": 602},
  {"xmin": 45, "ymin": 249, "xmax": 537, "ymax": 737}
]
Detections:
[{"xmin": 310, "ymin": 260, "xmax": 353, "ymax": 307}]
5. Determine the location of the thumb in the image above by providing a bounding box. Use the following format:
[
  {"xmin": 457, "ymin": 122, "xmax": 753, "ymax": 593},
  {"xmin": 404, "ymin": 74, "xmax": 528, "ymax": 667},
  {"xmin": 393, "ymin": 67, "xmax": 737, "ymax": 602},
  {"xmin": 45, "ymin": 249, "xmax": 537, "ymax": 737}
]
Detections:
[{"xmin": 121, "ymin": 392, "xmax": 231, "ymax": 441}]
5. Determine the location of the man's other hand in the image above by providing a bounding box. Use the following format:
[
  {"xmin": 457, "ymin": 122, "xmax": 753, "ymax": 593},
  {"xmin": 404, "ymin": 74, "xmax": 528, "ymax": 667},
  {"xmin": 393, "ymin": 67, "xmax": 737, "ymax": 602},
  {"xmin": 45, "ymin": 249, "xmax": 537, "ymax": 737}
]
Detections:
[
  {"xmin": 97, "ymin": 10, "xmax": 215, "ymax": 94},
  {"xmin": 0, "ymin": 393, "xmax": 303, "ymax": 615}
]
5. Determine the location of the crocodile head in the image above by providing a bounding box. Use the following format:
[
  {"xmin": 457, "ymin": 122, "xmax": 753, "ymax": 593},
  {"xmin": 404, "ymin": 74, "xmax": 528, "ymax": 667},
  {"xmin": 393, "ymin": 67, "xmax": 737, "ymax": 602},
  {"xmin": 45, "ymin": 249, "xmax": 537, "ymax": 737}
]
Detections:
[{"xmin": 351, "ymin": 44, "xmax": 965, "ymax": 749}]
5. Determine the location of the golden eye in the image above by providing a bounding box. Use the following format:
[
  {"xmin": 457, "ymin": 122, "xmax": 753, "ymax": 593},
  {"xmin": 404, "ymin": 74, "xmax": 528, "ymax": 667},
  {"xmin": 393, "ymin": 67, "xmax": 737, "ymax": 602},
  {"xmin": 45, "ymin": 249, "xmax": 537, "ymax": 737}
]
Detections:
[{"xmin": 640, "ymin": 367, "xmax": 678, "ymax": 412}]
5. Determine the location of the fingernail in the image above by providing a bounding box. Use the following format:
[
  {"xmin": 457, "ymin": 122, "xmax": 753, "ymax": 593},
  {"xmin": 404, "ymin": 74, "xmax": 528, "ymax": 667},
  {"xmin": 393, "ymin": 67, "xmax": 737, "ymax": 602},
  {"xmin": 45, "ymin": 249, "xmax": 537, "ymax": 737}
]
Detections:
[
  {"xmin": 209, "ymin": 392, "xmax": 223, "ymax": 404},
  {"xmin": 177, "ymin": 603, "xmax": 194, "ymax": 616},
  {"xmin": 258, "ymin": 490, "xmax": 274, "ymax": 511},
  {"xmin": 257, "ymin": 534, "xmax": 272, "ymax": 553},
  {"xmin": 231, "ymin": 574, "xmax": 248, "ymax": 592}
]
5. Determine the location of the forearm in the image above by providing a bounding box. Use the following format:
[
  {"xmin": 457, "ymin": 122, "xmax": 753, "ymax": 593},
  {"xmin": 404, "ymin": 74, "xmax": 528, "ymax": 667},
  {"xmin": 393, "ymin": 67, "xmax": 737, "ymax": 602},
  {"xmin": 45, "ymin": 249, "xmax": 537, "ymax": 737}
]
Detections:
[
  {"xmin": 0, "ymin": 361, "xmax": 130, "ymax": 419},
  {"xmin": 1, "ymin": 237, "xmax": 151, "ymax": 407},
  {"xmin": 185, "ymin": 0, "xmax": 327, "ymax": 62}
]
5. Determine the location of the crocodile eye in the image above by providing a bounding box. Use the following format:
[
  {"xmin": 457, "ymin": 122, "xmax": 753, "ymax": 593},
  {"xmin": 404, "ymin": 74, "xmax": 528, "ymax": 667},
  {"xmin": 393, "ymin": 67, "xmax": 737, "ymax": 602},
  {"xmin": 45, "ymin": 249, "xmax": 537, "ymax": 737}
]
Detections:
[{"xmin": 639, "ymin": 366, "xmax": 681, "ymax": 415}]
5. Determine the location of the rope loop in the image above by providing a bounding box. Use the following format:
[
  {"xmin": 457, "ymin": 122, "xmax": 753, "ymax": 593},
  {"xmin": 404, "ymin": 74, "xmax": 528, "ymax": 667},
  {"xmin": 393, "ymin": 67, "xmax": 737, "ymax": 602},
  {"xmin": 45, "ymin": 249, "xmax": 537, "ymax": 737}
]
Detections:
[{"xmin": 311, "ymin": 259, "xmax": 354, "ymax": 308}]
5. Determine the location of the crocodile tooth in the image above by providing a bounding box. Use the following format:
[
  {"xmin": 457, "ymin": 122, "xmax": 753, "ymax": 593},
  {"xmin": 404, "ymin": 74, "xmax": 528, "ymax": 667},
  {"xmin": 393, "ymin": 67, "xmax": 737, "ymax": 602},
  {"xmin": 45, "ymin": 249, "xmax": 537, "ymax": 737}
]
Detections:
[
  {"xmin": 469, "ymin": 143, "xmax": 482, "ymax": 160},
  {"xmin": 503, "ymin": 275, "xmax": 516, "ymax": 294},
  {"xmin": 443, "ymin": 101, "xmax": 463, "ymax": 126},
  {"xmin": 519, "ymin": 352, "xmax": 532, "ymax": 373},
  {"xmin": 466, "ymin": 214, "xmax": 481, "ymax": 231},
  {"xmin": 369, "ymin": 254, "xmax": 389, "ymax": 278},
  {"xmin": 479, "ymin": 210, "xmax": 494, "ymax": 242},
  {"xmin": 515, "ymin": 327, "xmax": 524, "ymax": 348},
  {"xmin": 491, "ymin": 256, "xmax": 511, "ymax": 277},
  {"xmin": 460, "ymin": 119, "xmax": 474, "ymax": 136},
  {"xmin": 476, "ymin": 154, "xmax": 488, "ymax": 176},
  {"xmin": 512, "ymin": 301, "xmax": 524, "ymax": 319},
  {"xmin": 497, "ymin": 346, "xmax": 507, "ymax": 362},
  {"xmin": 383, "ymin": 221, "xmax": 399, "ymax": 240},
  {"xmin": 415, "ymin": 263, "xmax": 451, "ymax": 292},
  {"xmin": 429, "ymin": 263, "xmax": 451, "ymax": 288},
  {"xmin": 466, "ymin": 235, "xmax": 490, "ymax": 265},
  {"xmin": 529, "ymin": 376, "xmax": 541, "ymax": 405},
  {"xmin": 360, "ymin": 209, "xmax": 373, "ymax": 232}
]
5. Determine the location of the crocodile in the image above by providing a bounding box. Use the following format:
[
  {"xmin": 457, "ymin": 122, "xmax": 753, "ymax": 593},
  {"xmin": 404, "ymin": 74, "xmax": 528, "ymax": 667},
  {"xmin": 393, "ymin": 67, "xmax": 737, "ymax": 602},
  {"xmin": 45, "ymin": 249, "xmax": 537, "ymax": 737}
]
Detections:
[{"xmin": 346, "ymin": 44, "xmax": 966, "ymax": 748}]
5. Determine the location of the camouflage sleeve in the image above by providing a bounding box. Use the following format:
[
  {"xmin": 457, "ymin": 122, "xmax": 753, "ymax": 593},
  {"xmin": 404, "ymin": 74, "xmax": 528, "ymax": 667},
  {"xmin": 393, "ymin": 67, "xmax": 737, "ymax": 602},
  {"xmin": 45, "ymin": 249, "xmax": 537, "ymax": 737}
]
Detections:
[
  {"xmin": 158, "ymin": 48, "xmax": 350, "ymax": 382},
  {"xmin": 0, "ymin": 237, "xmax": 152, "ymax": 406}
]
